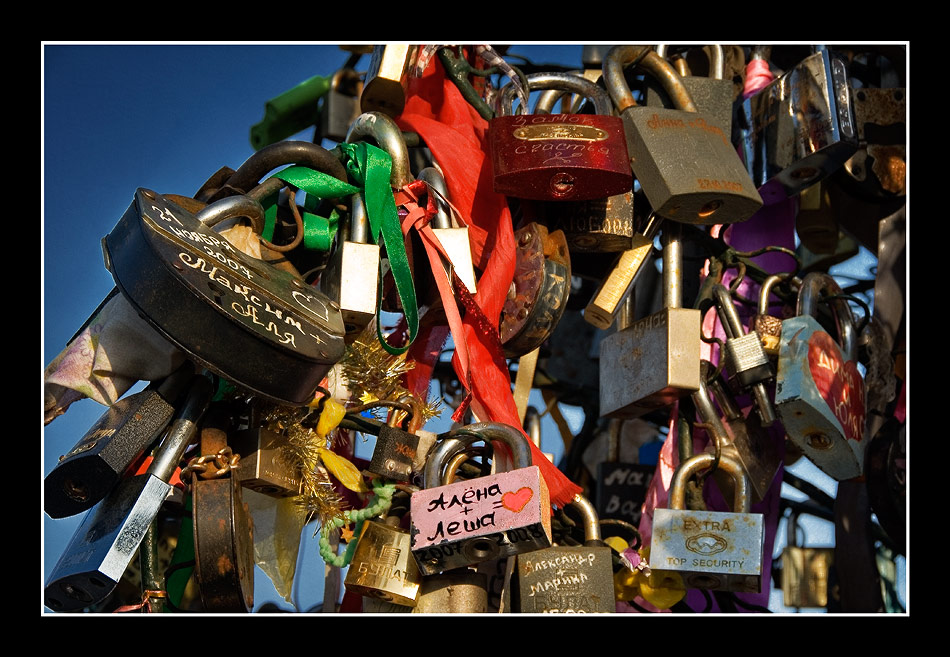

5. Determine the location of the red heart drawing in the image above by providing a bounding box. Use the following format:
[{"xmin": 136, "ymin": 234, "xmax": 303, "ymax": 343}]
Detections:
[
  {"xmin": 807, "ymin": 330, "xmax": 866, "ymax": 443},
  {"xmin": 501, "ymin": 487, "xmax": 534, "ymax": 513}
]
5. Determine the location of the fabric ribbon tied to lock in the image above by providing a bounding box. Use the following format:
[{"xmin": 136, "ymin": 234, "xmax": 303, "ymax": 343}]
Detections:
[{"xmin": 394, "ymin": 48, "xmax": 581, "ymax": 506}]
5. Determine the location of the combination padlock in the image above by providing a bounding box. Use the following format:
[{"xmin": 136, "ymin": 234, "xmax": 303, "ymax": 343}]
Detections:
[
  {"xmin": 774, "ymin": 272, "xmax": 866, "ymax": 481},
  {"xmin": 489, "ymin": 71, "xmax": 632, "ymax": 202},
  {"xmin": 409, "ymin": 423, "xmax": 553, "ymax": 576},
  {"xmin": 649, "ymin": 452, "xmax": 765, "ymax": 593},
  {"xmin": 604, "ymin": 45, "xmax": 762, "ymax": 224}
]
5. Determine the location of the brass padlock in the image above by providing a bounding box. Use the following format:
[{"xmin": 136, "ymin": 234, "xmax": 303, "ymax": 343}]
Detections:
[
  {"xmin": 360, "ymin": 45, "xmax": 420, "ymax": 118},
  {"xmin": 230, "ymin": 425, "xmax": 303, "ymax": 498},
  {"xmin": 409, "ymin": 423, "xmax": 553, "ymax": 576},
  {"xmin": 515, "ymin": 493, "xmax": 616, "ymax": 613},
  {"xmin": 649, "ymin": 452, "xmax": 765, "ymax": 593},
  {"xmin": 490, "ymin": 71, "xmax": 632, "ymax": 202},
  {"xmin": 781, "ymin": 511, "xmax": 833, "ymax": 608},
  {"xmin": 604, "ymin": 46, "xmax": 762, "ymax": 224},
  {"xmin": 344, "ymin": 491, "xmax": 422, "ymax": 607},
  {"xmin": 599, "ymin": 225, "xmax": 700, "ymax": 418}
]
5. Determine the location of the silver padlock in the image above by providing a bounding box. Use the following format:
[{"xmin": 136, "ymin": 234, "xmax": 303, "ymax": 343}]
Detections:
[
  {"xmin": 650, "ymin": 452, "xmax": 765, "ymax": 593},
  {"xmin": 417, "ymin": 165, "xmax": 477, "ymax": 295}
]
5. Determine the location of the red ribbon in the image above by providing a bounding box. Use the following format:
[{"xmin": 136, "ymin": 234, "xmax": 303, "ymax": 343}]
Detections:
[{"xmin": 395, "ymin": 49, "xmax": 581, "ymax": 506}]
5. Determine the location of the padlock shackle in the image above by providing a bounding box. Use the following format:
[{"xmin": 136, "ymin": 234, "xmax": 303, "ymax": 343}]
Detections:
[
  {"xmin": 532, "ymin": 70, "xmax": 587, "ymax": 115},
  {"xmin": 224, "ymin": 140, "xmax": 349, "ymax": 194},
  {"xmin": 194, "ymin": 194, "xmax": 266, "ymax": 237},
  {"xmin": 691, "ymin": 364, "xmax": 735, "ymax": 452},
  {"xmin": 712, "ymin": 283, "xmax": 745, "ymax": 341},
  {"xmin": 424, "ymin": 435, "xmax": 472, "ymax": 489},
  {"xmin": 349, "ymin": 192, "xmax": 370, "ymax": 244},
  {"xmin": 758, "ymin": 273, "xmax": 790, "ymax": 315},
  {"xmin": 146, "ymin": 374, "xmax": 214, "ymax": 482},
  {"xmin": 566, "ymin": 493, "xmax": 603, "ymax": 544},
  {"xmin": 498, "ymin": 72, "xmax": 613, "ymax": 117},
  {"xmin": 417, "ymin": 166, "xmax": 453, "ymax": 230},
  {"xmin": 796, "ymin": 272, "xmax": 858, "ymax": 360},
  {"xmin": 345, "ymin": 111, "xmax": 413, "ymax": 189},
  {"xmin": 786, "ymin": 510, "xmax": 803, "ymax": 547},
  {"xmin": 605, "ymin": 46, "xmax": 698, "ymax": 114},
  {"xmin": 670, "ymin": 453, "xmax": 749, "ymax": 513},
  {"xmin": 524, "ymin": 406, "xmax": 542, "ymax": 449},
  {"xmin": 655, "ymin": 45, "xmax": 725, "ymax": 80}
]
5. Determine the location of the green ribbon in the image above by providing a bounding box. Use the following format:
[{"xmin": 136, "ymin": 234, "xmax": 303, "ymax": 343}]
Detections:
[
  {"xmin": 260, "ymin": 166, "xmax": 360, "ymax": 250},
  {"xmin": 338, "ymin": 141, "xmax": 419, "ymax": 355}
]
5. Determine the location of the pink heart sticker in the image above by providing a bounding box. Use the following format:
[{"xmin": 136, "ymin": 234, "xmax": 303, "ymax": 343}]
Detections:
[{"xmin": 501, "ymin": 487, "xmax": 534, "ymax": 513}]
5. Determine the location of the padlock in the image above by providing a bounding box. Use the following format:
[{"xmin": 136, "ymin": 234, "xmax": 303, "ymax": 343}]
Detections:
[
  {"xmin": 360, "ymin": 45, "xmax": 420, "ymax": 118},
  {"xmin": 489, "ymin": 71, "xmax": 632, "ymax": 202},
  {"xmin": 524, "ymin": 81, "xmax": 636, "ymax": 253},
  {"xmin": 649, "ymin": 452, "xmax": 765, "ymax": 593},
  {"xmin": 190, "ymin": 408, "xmax": 254, "ymax": 612},
  {"xmin": 738, "ymin": 45, "xmax": 858, "ymax": 203},
  {"xmin": 44, "ymin": 364, "xmax": 194, "ymax": 519},
  {"xmin": 319, "ymin": 66, "xmax": 364, "ymax": 143},
  {"xmin": 229, "ymin": 425, "xmax": 303, "ymax": 498},
  {"xmin": 599, "ymin": 225, "xmax": 701, "ymax": 418},
  {"xmin": 499, "ymin": 222, "xmax": 571, "ymax": 359},
  {"xmin": 781, "ymin": 511, "xmax": 834, "ymax": 608},
  {"xmin": 711, "ymin": 283, "xmax": 777, "ymax": 427},
  {"xmin": 693, "ymin": 362, "xmax": 781, "ymax": 506},
  {"xmin": 318, "ymin": 191, "xmax": 380, "ymax": 342},
  {"xmin": 583, "ymin": 213, "xmax": 661, "ymax": 330},
  {"xmin": 604, "ymin": 46, "xmax": 762, "ymax": 224},
  {"xmin": 103, "ymin": 183, "xmax": 347, "ymax": 407},
  {"xmin": 412, "ymin": 569, "xmax": 491, "ymax": 613},
  {"xmin": 366, "ymin": 395, "xmax": 427, "ymax": 483},
  {"xmin": 44, "ymin": 374, "xmax": 213, "ymax": 612},
  {"xmin": 416, "ymin": 165, "xmax": 477, "ymax": 295},
  {"xmin": 774, "ymin": 272, "xmax": 866, "ymax": 480},
  {"xmin": 648, "ymin": 45, "xmax": 736, "ymax": 140},
  {"xmin": 249, "ymin": 74, "xmax": 330, "ymax": 151},
  {"xmin": 595, "ymin": 420, "xmax": 654, "ymax": 528},
  {"xmin": 515, "ymin": 493, "xmax": 616, "ymax": 613},
  {"xmin": 409, "ymin": 423, "xmax": 553, "ymax": 576},
  {"xmin": 345, "ymin": 490, "xmax": 423, "ymax": 607}
]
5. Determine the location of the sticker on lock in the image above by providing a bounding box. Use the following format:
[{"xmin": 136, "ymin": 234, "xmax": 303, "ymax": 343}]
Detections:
[{"xmin": 409, "ymin": 467, "xmax": 552, "ymax": 576}]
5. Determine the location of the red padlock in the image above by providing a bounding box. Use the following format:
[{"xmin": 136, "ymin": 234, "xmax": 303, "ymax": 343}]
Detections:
[{"xmin": 489, "ymin": 72, "xmax": 632, "ymax": 202}]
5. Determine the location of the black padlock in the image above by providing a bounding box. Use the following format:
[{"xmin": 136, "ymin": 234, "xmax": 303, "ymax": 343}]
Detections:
[
  {"xmin": 44, "ymin": 364, "xmax": 195, "ymax": 519},
  {"xmin": 103, "ymin": 187, "xmax": 346, "ymax": 406},
  {"xmin": 44, "ymin": 374, "xmax": 213, "ymax": 612}
]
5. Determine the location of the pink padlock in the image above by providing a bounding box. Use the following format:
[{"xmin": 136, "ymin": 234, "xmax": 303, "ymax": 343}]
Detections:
[{"xmin": 410, "ymin": 423, "xmax": 552, "ymax": 576}]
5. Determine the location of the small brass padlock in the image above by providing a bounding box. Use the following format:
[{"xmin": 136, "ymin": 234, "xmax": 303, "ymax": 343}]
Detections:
[
  {"xmin": 781, "ymin": 511, "xmax": 833, "ymax": 609},
  {"xmin": 649, "ymin": 453, "xmax": 765, "ymax": 593}
]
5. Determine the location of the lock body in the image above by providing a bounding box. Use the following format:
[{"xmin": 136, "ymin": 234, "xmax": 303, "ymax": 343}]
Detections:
[
  {"xmin": 739, "ymin": 48, "xmax": 858, "ymax": 202},
  {"xmin": 516, "ymin": 544, "xmax": 616, "ymax": 613},
  {"xmin": 595, "ymin": 461, "xmax": 654, "ymax": 528},
  {"xmin": 782, "ymin": 546, "xmax": 834, "ymax": 608},
  {"xmin": 44, "ymin": 387, "xmax": 177, "ymax": 519},
  {"xmin": 367, "ymin": 425, "xmax": 422, "ymax": 483},
  {"xmin": 531, "ymin": 190, "xmax": 636, "ymax": 254},
  {"xmin": 361, "ymin": 44, "xmax": 419, "ymax": 118},
  {"xmin": 774, "ymin": 315, "xmax": 866, "ymax": 480},
  {"xmin": 650, "ymin": 506, "xmax": 765, "ymax": 593},
  {"xmin": 104, "ymin": 189, "xmax": 346, "ymax": 406},
  {"xmin": 599, "ymin": 307, "xmax": 701, "ymax": 418},
  {"xmin": 410, "ymin": 466, "xmax": 552, "ymax": 576},
  {"xmin": 230, "ymin": 427, "xmax": 302, "ymax": 497},
  {"xmin": 412, "ymin": 569, "xmax": 490, "ymax": 613},
  {"xmin": 490, "ymin": 72, "xmax": 632, "ymax": 202},
  {"xmin": 499, "ymin": 223, "xmax": 571, "ymax": 358},
  {"xmin": 344, "ymin": 519, "xmax": 422, "ymax": 607},
  {"xmin": 193, "ymin": 474, "xmax": 255, "ymax": 612}
]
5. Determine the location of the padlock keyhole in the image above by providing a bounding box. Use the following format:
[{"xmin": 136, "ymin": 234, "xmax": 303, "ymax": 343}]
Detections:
[{"xmin": 550, "ymin": 173, "xmax": 576, "ymax": 198}]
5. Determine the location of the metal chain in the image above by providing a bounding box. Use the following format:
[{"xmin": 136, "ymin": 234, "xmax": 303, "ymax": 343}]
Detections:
[{"xmin": 181, "ymin": 446, "xmax": 241, "ymax": 481}]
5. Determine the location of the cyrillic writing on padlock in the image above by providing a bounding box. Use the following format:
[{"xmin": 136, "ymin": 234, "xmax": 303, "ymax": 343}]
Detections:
[
  {"xmin": 344, "ymin": 517, "xmax": 422, "ymax": 607},
  {"xmin": 410, "ymin": 467, "xmax": 551, "ymax": 576}
]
